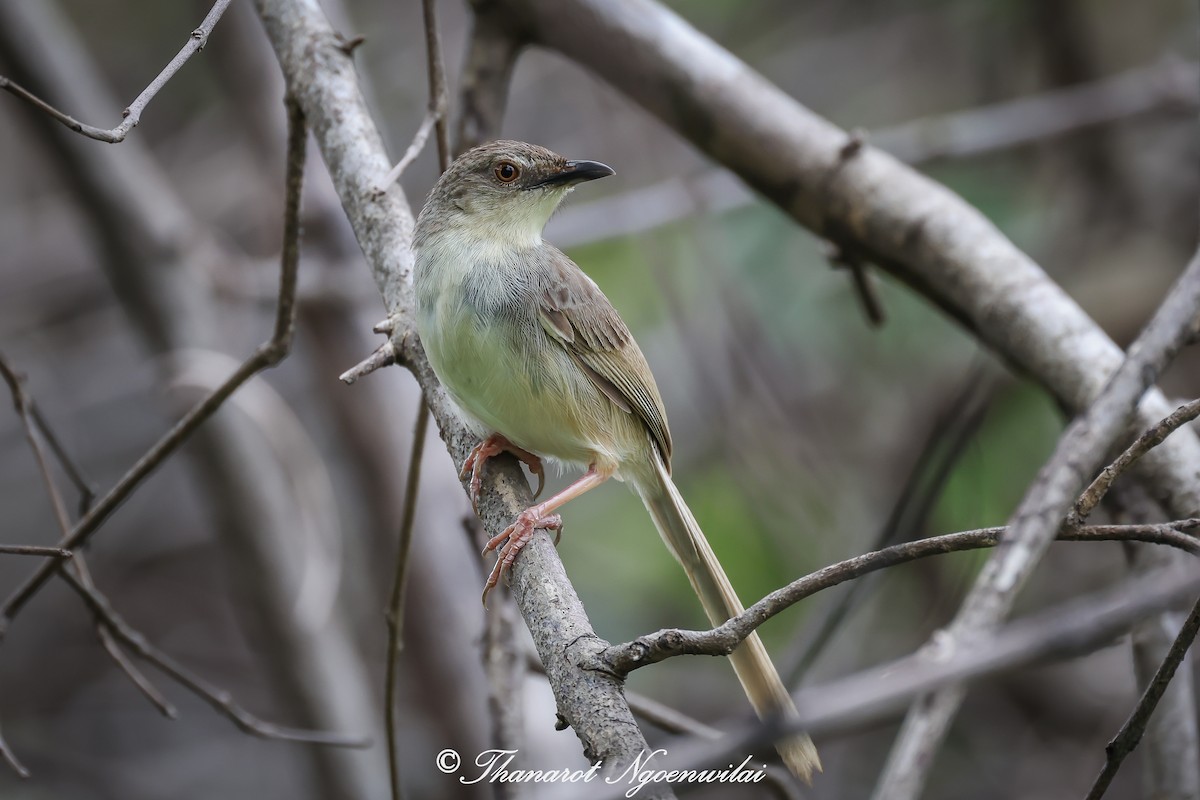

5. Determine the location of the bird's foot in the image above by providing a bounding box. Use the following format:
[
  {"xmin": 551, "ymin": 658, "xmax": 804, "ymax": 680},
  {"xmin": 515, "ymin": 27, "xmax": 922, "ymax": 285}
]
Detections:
[
  {"xmin": 460, "ymin": 434, "xmax": 546, "ymax": 513},
  {"xmin": 480, "ymin": 510, "xmax": 563, "ymax": 606}
]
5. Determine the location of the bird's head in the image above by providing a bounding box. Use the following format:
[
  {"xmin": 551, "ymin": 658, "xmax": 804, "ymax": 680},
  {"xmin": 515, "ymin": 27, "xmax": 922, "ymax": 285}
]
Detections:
[{"xmin": 417, "ymin": 140, "xmax": 614, "ymax": 249}]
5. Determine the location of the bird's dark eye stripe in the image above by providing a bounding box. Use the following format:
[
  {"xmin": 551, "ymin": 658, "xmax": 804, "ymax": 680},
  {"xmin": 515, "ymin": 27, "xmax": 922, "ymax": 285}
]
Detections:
[{"xmin": 494, "ymin": 161, "xmax": 520, "ymax": 182}]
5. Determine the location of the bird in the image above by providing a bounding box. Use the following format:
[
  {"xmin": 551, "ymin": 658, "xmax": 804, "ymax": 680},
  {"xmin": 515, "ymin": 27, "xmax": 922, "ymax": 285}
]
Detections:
[{"xmin": 412, "ymin": 140, "xmax": 820, "ymax": 782}]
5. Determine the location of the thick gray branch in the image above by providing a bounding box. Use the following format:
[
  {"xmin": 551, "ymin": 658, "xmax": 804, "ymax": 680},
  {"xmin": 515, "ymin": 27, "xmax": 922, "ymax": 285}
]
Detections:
[{"xmin": 250, "ymin": 0, "xmax": 670, "ymax": 793}]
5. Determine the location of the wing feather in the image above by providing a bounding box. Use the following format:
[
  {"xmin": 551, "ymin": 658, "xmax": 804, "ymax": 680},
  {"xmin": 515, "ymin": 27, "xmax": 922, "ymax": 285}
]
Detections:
[{"xmin": 537, "ymin": 250, "xmax": 673, "ymax": 464}]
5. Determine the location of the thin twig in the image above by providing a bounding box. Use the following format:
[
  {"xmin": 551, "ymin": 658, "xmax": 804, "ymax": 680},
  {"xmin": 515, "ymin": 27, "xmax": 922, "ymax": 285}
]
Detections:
[
  {"xmin": 383, "ymin": 3, "xmax": 451, "ymax": 799},
  {"xmin": 0, "ymin": 0, "xmax": 233, "ymax": 143},
  {"xmin": 0, "ymin": 545, "xmax": 71, "ymax": 557},
  {"xmin": 383, "ymin": 396, "xmax": 429, "ymax": 800},
  {"xmin": 600, "ymin": 521, "xmax": 1200, "ymax": 675},
  {"xmin": 1085, "ymin": 594, "xmax": 1200, "ymax": 799},
  {"xmin": 0, "ymin": 96, "xmax": 307, "ymax": 631},
  {"xmin": 74, "ymin": 554, "xmax": 179, "ymax": 719},
  {"xmin": 377, "ymin": 109, "xmax": 440, "ymax": 188},
  {"xmin": 1074, "ymin": 398, "xmax": 1200, "ymax": 520},
  {"xmin": 55, "ymin": 566, "xmax": 368, "ymax": 747},
  {"xmin": 0, "ymin": 354, "xmax": 174, "ymax": 713}
]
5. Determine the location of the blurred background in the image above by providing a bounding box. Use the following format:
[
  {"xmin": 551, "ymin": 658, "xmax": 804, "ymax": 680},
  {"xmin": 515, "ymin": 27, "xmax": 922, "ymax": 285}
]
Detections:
[{"xmin": 0, "ymin": 0, "xmax": 1197, "ymax": 798}]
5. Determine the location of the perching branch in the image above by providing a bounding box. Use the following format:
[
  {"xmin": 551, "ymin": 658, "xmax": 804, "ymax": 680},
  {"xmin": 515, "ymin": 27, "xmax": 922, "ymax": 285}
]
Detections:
[
  {"xmin": 250, "ymin": 1, "xmax": 673, "ymax": 795},
  {"xmin": 599, "ymin": 520, "xmax": 1199, "ymax": 675},
  {"xmin": 0, "ymin": 0, "xmax": 233, "ymax": 142}
]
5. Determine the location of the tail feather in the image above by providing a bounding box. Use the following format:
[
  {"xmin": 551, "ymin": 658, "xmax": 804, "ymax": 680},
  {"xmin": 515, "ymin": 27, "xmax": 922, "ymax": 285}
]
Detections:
[{"xmin": 637, "ymin": 455, "xmax": 821, "ymax": 783}]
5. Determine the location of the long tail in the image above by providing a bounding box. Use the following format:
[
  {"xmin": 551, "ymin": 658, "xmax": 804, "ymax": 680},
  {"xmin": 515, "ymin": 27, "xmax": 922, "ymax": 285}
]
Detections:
[{"xmin": 636, "ymin": 454, "xmax": 820, "ymax": 783}]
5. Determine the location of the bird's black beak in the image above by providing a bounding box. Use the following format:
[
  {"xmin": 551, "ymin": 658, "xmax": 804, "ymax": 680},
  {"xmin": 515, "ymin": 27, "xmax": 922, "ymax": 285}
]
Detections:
[{"xmin": 534, "ymin": 159, "xmax": 615, "ymax": 187}]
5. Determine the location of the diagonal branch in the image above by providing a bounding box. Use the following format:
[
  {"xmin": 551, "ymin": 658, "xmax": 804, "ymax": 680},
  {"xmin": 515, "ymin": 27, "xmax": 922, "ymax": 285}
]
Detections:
[
  {"xmin": 0, "ymin": 0, "xmax": 233, "ymax": 143},
  {"xmin": 1086, "ymin": 594, "xmax": 1200, "ymax": 799},
  {"xmin": 55, "ymin": 566, "xmax": 369, "ymax": 747}
]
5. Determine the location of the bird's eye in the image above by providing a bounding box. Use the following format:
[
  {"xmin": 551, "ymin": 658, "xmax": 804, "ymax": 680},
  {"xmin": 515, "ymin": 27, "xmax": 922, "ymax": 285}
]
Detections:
[{"xmin": 494, "ymin": 161, "xmax": 520, "ymax": 183}]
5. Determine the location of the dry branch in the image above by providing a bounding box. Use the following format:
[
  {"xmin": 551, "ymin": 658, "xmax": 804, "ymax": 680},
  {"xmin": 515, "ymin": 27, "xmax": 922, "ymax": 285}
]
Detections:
[
  {"xmin": 600, "ymin": 521, "xmax": 1199, "ymax": 675},
  {"xmin": 0, "ymin": 0, "xmax": 234, "ymax": 142}
]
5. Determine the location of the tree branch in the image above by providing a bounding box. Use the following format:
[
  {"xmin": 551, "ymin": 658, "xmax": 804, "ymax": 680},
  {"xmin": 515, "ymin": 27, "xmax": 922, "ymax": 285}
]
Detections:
[
  {"xmin": 1086, "ymin": 594, "xmax": 1200, "ymax": 799},
  {"xmin": 0, "ymin": 0, "xmax": 234, "ymax": 142},
  {"xmin": 599, "ymin": 521, "xmax": 1199, "ymax": 675}
]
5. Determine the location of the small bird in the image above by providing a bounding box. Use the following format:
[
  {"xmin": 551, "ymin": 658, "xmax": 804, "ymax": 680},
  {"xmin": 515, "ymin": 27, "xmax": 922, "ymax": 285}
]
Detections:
[{"xmin": 413, "ymin": 140, "xmax": 820, "ymax": 782}]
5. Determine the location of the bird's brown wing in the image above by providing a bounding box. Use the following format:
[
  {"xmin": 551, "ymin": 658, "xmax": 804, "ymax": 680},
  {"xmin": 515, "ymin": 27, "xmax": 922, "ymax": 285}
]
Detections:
[{"xmin": 537, "ymin": 251, "xmax": 673, "ymax": 465}]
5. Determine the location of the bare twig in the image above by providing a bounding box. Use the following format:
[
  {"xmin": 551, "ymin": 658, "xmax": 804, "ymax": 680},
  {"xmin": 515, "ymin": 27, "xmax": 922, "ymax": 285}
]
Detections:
[
  {"xmin": 0, "ymin": 354, "xmax": 176, "ymax": 717},
  {"xmin": 600, "ymin": 521, "xmax": 1200, "ymax": 675},
  {"xmin": 0, "ymin": 544, "xmax": 70, "ymax": 557},
  {"xmin": 0, "ymin": 0, "xmax": 234, "ymax": 143},
  {"xmin": 1086, "ymin": 594, "xmax": 1200, "ymax": 799},
  {"xmin": 1074, "ymin": 398, "xmax": 1200, "ymax": 521},
  {"xmin": 874, "ymin": 248, "xmax": 1200, "ymax": 800},
  {"xmin": 383, "ymin": 396, "xmax": 429, "ymax": 800},
  {"xmin": 74, "ymin": 554, "xmax": 179, "ymax": 719},
  {"xmin": 0, "ymin": 96, "xmax": 307, "ymax": 629},
  {"xmin": 378, "ymin": 109, "xmax": 442, "ymax": 188},
  {"xmin": 339, "ymin": 340, "xmax": 397, "ymax": 384},
  {"xmin": 55, "ymin": 566, "xmax": 368, "ymax": 747}
]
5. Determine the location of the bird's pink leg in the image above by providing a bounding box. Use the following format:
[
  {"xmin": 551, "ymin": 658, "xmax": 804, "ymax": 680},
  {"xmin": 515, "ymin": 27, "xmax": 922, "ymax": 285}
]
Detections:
[
  {"xmin": 481, "ymin": 465, "xmax": 609, "ymax": 606},
  {"xmin": 460, "ymin": 433, "xmax": 546, "ymax": 512}
]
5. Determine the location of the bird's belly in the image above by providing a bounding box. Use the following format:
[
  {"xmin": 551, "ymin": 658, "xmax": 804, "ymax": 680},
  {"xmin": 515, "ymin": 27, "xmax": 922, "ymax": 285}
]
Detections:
[{"xmin": 419, "ymin": 302, "xmax": 605, "ymax": 466}]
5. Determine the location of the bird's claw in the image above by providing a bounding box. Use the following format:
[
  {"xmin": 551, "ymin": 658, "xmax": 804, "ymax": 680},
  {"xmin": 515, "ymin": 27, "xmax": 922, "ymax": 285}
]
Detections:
[
  {"xmin": 480, "ymin": 511, "xmax": 563, "ymax": 607},
  {"xmin": 460, "ymin": 434, "xmax": 546, "ymax": 513}
]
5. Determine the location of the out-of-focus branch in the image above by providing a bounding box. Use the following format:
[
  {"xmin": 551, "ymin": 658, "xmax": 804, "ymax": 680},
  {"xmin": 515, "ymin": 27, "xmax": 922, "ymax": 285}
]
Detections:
[
  {"xmin": 547, "ymin": 57, "xmax": 1199, "ymax": 249},
  {"xmin": 0, "ymin": 0, "xmax": 234, "ymax": 143},
  {"xmin": 0, "ymin": 97, "xmax": 304, "ymax": 625},
  {"xmin": 455, "ymin": 1, "xmax": 524, "ymax": 153},
  {"xmin": 0, "ymin": 3, "xmax": 385, "ymax": 796},
  {"xmin": 872, "ymin": 56, "xmax": 1197, "ymax": 164},
  {"xmin": 600, "ymin": 520, "xmax": 1199, "ymax": 675},
  {"xmin": 1086, "ymin": 595, "xmax": 1200, "ymax": 800},
  {"xmin": 874, "ymin": 249, "xmax": 1200, "ymax": 799},
  {"xmin": 56, "ymin": 566, "xmax": 369, "ymax": 746},
  {"xmin": 251, "ymin": 1, "xmax": 672, "ymax": 794}
]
